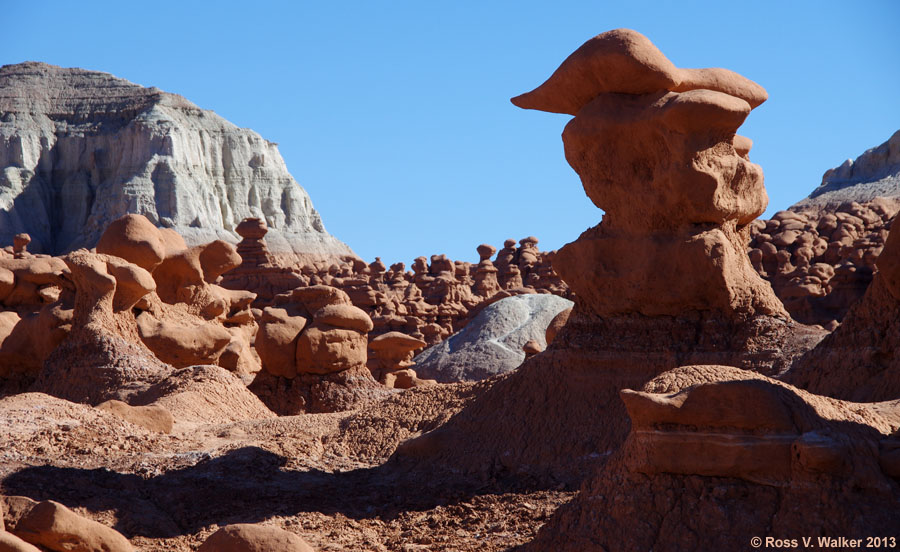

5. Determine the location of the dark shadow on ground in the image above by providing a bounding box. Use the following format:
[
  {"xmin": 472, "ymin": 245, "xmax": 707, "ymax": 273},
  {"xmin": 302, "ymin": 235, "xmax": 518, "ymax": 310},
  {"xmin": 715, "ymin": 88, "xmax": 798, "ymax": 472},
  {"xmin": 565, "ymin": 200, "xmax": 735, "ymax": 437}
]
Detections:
[{"xmin": 2, "ymin": 445, "xmax": 555, "ymax": 539}]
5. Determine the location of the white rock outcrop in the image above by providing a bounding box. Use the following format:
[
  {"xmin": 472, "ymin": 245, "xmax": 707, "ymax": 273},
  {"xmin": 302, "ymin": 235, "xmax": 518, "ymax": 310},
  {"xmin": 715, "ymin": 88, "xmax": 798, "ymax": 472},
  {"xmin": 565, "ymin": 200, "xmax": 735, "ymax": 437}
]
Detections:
[
  {"xmin": 413, "ymin": 293, "xmax": 574, "ymax": 382},
  {"xmin": 798, "ymin": 129, "xmax": 900, "ymax": 207},
  {"xmin": 0, "ymin": 62, "xmax": 354, "ymax": 258}
]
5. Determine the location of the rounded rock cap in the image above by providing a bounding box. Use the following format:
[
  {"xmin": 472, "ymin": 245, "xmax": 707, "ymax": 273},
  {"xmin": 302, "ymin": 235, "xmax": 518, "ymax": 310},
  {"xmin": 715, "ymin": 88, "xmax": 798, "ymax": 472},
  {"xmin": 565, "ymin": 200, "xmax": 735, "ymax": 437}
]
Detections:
[
  {"xmin": 235, "ymin": 217, "xmax": 268, "ymax": 239},
  {"xmin": 368, "ymin": 331, "xmax": 428, "ymax": 353}
]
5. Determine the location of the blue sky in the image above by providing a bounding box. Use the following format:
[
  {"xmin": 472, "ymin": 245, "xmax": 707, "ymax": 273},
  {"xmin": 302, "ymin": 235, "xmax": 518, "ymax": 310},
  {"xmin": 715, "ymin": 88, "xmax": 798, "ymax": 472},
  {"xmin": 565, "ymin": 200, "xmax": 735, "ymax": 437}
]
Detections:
[{"xmin": 5, "ymin": 1, "xmax": 899, "ymax": 264}]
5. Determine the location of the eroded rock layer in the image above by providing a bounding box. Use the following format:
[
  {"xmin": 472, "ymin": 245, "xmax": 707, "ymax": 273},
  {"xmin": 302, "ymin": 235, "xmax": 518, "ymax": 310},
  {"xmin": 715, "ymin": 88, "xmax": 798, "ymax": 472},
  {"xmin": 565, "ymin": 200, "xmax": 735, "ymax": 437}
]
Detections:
[{"xmin": 0, "ymin": 62, "xmax": 353, "ymax": 259}]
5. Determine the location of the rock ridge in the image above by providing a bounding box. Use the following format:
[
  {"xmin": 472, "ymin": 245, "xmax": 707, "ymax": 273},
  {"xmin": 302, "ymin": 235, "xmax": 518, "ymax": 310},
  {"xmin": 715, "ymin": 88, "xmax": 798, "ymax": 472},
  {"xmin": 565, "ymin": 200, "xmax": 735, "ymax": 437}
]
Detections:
[{"xmin": 0, "ymin": 61, "xmax": 353, "ymax": 259}]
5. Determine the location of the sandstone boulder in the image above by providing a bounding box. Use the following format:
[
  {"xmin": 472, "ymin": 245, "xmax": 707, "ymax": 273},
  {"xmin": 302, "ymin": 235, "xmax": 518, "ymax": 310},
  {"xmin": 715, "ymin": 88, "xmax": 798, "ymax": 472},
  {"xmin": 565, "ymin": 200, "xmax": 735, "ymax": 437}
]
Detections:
[
  {"xmin": 198, "ymin": 524, "xmax": 314, "ymax": 552},
  {"xmin": 0, "ymin": 531, "xmax": 40, "ymax": 552},
  {"xmin": 13, "ymin": 500, "xmax": 132, "ymax": 552}
]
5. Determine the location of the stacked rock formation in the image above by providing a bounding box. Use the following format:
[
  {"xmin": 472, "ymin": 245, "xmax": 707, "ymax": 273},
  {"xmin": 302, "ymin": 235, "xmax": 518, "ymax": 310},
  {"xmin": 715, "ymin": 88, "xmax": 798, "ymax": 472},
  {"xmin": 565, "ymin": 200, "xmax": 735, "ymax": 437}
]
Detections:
[
  {"xmin": 366, "ymin": 331, "xmax": 435, "ymax": 389},
  {"xmin": 398, "ymin": 28, "xmax": 824, "ymax": 483},
  {"xmin": 0, "ymin": 62, "xmax": 353, "ymax": 259},
  {"xmin": 748, "ymin": 198, "xmax": 898, "ymax": 328},
  {"xmin": 249, "ymin": 285, "xmax": 389, "ymax": 414},
  {"xmin": 219, "ymin": 217, "xmax": 305, "ymax": 305}
]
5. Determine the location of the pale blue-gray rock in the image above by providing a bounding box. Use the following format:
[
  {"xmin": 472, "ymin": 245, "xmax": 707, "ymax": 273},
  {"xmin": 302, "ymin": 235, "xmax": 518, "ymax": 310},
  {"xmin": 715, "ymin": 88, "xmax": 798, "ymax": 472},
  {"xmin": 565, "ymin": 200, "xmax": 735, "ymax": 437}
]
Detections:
[
  {"xmin": 413, "ymin": 293, "xmax": 574, "ymax": 383},
  {"xmin": 797, "ymin": 129, "xmax": 900, "ymax": 207},
  {"xmin": 0, "ymin": 62, "xmax": 354, "ymax": 258}
]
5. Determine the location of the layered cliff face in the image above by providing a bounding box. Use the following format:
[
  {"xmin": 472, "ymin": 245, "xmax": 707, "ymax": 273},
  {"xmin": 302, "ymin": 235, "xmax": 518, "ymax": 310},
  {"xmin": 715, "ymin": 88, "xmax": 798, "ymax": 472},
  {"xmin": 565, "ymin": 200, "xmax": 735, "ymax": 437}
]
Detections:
[
  {"xmin": 0, "ymin": 62, "xmax": 353, "ymax": 258},
  {"xmin": 797, "ymin": 128, "xmax": 900, "ymax": 206}
]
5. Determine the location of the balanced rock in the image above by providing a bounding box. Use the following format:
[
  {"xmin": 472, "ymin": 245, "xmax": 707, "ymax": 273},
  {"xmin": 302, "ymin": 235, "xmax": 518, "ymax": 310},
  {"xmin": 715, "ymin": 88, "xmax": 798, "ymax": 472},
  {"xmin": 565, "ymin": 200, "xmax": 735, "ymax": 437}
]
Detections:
[
  {"xmin": 250, "ymin": 285, "xmax": 386, "ymax": 414},
  {"xmin": 367, "ymin": 331, "xmax": 432, "ymax": 388},
  {"xmin": 34, "ymin": 250, "xmax": 169, "ymax": 404},
  {"xmin": 398, "ymin": 29, "xmax": 822, "ymax": 484}
]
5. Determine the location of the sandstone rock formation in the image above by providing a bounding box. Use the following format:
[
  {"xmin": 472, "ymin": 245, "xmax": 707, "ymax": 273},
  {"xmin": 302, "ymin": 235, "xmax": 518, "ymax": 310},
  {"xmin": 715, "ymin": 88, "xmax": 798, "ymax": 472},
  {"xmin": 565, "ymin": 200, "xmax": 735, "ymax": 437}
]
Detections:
[
  {"xmin": 413, "ymin": 294, "xmax": 574, "ymax": 383},
  {"xmin": 198, "ymin": 523, "xmax": 314, "ymax": 552},
  {"xmin": 33, "ymin": 249, "xmax": 170, "ymax": 404},
  {"xmin": 249, "ymin": 285, "xmax": 388, "ymax": 414},
  {"xmin": 785, "ymin": 221, "xmax": 900, "ymax": 401},
  {"xmin": 14, "ymin": 500, "xmax": 133, "ymax": 552},
  {"xmin": 221, "ymin": 223, "xmax": 570, "ymax": 346},
  {"xmin": 749, "ymin": 198, "xmax": 898, "ymax": 328},
  {"xmin": 398, "ymin": 28, "xmax": 824, "ymax": 484},
  {"xmin": 366, "ymin": 331, "xmax": 433, "ymax": 389},
  {"xmin": 0, "ymin": 62, "xmax": 353, "ymax": 259},
  {"xmin": 526, "ymin": 365, "xmax": 900, "ymax": 551},
  {"xmin": 219, "ymin": 218, "xmax": 304, "ymax": 305}
]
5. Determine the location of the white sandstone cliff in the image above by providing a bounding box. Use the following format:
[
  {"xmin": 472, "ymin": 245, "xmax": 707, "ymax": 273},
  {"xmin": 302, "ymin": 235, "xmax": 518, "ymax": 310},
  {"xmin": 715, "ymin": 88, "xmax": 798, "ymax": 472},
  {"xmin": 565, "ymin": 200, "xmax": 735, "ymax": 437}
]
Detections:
[
  {"xmin": 0, "ymin": 61, "xmax": 354, "ymax": 258},
  {"xmin": 797, "ymin": 129, "xmax": 900, "ymax": 207}
]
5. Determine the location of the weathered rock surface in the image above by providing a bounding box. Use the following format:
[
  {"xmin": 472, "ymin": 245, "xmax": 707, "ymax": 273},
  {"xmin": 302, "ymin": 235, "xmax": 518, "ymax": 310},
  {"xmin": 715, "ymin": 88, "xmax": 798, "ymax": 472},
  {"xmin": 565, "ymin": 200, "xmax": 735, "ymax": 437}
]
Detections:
[
  {"xmin": 236, "ymin": 233, "xmax": 570, "ymax": 346},
  {"xmin": 748, "ymin": 199, "xmax": 898, "ymax": 327},
  {"xmin": 413, "ymin": 294, "xmax": 574, "ymax": 382},
  {"xmin": 198, "ymin": 523, "xmax": 314, "ymax": 552},
  {"xmin": 397, "ymin": 28, "xmax": 824, "ymax": 485},
  {"xmin": 796, "ymin": 129, "xmax": 900, "ymax": 207},
  {"xmin": 785, "ymin": 221, "xmax": 900, "ymax": 401},
  {"xmin": 526, "ymin": 365, "xmax": 900, "ymax": 551},
  {"xmin": 95, "ymin": 399, "xmax": 174, "ymax": 434},
  {"xmin": 0, "ymin": 62, "xmax": 353, "ymax": 259},
  {"xmin": 14, "ymin": 500, "xmax": 133, "ymax": 552},
  {"xmin": 250, "ymin": 285, "xmax": 387, "ymax": 414}
]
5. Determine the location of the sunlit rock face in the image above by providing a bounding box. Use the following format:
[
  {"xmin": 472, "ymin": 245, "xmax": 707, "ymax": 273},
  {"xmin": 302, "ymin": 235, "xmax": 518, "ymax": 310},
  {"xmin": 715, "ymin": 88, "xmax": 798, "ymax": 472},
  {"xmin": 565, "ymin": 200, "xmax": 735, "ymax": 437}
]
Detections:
[{"xmin": 0, "ymin": 62, "xmax": 353, "ymax": 258}]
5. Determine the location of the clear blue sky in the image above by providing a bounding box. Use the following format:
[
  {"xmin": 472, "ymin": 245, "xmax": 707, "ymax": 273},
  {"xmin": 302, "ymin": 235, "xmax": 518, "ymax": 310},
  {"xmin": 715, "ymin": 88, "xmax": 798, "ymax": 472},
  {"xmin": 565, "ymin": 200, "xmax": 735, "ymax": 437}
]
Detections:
[{"xmin": 5, "ymin": 1, "xmax": 900, "ymax": 265}]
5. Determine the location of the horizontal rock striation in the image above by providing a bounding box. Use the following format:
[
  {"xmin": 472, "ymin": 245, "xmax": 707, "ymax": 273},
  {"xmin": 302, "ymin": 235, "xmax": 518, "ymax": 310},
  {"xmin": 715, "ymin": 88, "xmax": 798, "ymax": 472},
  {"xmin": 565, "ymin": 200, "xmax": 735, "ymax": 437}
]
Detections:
[
  {"xmin": 796, "ymin": 129, "xmax": 900, "ymax": 207},
  {"xmin": 0, "ymin": 62, "xmax": 353, "ymax": 258}
]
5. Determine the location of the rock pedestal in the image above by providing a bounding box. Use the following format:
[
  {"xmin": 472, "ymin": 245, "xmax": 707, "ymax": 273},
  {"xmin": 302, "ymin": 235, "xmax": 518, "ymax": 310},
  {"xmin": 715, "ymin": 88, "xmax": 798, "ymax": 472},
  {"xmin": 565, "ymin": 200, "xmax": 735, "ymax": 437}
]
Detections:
[{"xmin": 397, "ymin": 28, "xmax": 823, "ymax": 484}]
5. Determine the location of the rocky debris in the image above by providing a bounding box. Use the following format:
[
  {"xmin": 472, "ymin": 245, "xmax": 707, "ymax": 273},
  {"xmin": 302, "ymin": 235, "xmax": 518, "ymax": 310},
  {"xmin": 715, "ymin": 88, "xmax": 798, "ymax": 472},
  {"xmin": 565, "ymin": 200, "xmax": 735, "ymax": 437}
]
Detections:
[
  {"xmin": 785, "ymin": 222, "xmax": 900, "ymax": 401},
  {"xmin": 132, "ymin": 365, "xmax": 274, "ymax": 426},
  {"xmin": 796, "ymin": 129, "xmax": 900, "ymax": 207},
  {"xmin": 198, "ymin": 523, "xmax": 314, "ymax": 552},
  {"xmin": 748, "ymin": 198, "xmax": 899, "ymax": 327},
  {"xmin": 0, "ymin": 62, "xmax": 354, "ymax": 259},
  {"xmin": 249, "ymin": 285, "xmax": 388, "ymax": 414},
  {"xmin": 95, "ymin": 400, "xmax": 174, "ymax": 434},
  {"xmin": 13, "ymin": 500, "xmax": 133, "ymax": 552},
  {"xmin": 526, "ymin": 365, "xmax": 900, "ymax": 551},
  {"xmin": 397, "ymin": 28, "xmax": 825, "ymax": 485},
  {"xmin": 413, "ymin": 294, "xmax": 574, "ymax": 383},
  {"xmin": 366, "ymin": 331, "xmax": 433, "ymax": 389}
]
